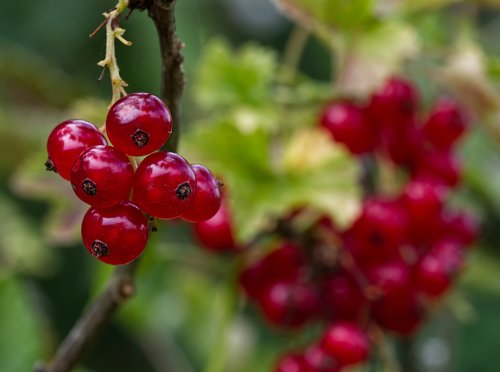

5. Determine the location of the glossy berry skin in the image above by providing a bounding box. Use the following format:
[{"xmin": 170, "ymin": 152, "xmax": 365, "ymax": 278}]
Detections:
[
  {"xmin": 320, "ymin": 322, "xmax": 370, "ymax": 367},
  {"xmin": 193, "ymin": 200, "xmax": 236, "ymax": 251},
  {"xmin": 368, "ymin": 77, "xmax": 418, "ymax": 129},
  {"xmin": 106, "ymin": 93, "xmax": 172, "ymax": 156},
  {"xmin": 180, "ymin": 165, "xmax": 222, "ymax": 222},
  {"xmin": 71, "ymin": 145, "xmax": 134, "ymax": 208},
  {"xmin": 365, "ymin": 260, "xmax": 412, "ymax": 297},
  {"xmin": 133, "ymin": 151, "xmax": 197, "ymax": 219},
  {"xmin": 423, "ymin": 98, "xmax": 467, "ymax": 150},
  {"xmin": 321, "ymin": 272, "xmax": 366, "ymax": 322},
  {"xmin": 402, "ymin": 179, "xmax": 445, "ymax": 226},
  {"xmin": 320, "ymin": 101, "xmax": 376, "ymax": 155},
  {"xmin": 46, "ymin": 119, "xmax": 107, "ymax": 180},
  {"xmin": 81, "ymin": 201, "xmax": 148, "ymax": 265}
]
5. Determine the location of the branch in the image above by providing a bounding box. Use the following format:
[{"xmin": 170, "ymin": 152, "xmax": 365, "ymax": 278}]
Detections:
[{"xmin": 38, "ymin": 1, "xmax": 184, "ymax": 371}]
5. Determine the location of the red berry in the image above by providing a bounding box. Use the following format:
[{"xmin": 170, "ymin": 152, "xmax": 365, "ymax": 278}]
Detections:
[
  {"xmin": 423, "ymin": 98, "xmax": 467, "ymax": 150},
  {"xmin": 347, "ymin": 198, "xmax": 408, "ymax": 263},
  {"xmin": 81, "ymin": 201, "xmax": 148, "ymax": 265},
  {"xmin": 379, "ymin": 123, "xmax": 424, "ymax": 168},
  {"xmin": 320, "ymin": 322, "xmax": 370, "ymax": 367},
  {"xmin": 368, "ymin": 77, "xmax": 418, "ymax": 129},
  {"xmin": 303, "ymin": 345, "xmax": 341, "ymax": 372},
  {"xmin": 412, "ymin": 150, "xmax": 461, "ymax": 188},
  {"xmin": 193, "ymin": 200, "xmax": 236, "ymax": 251},
  {"xmin": 258, "ymin": 281, "xmax": 319, "ymax": 328},
  {"xmin": 415, "ymin": 253, "xmax": 452, "ymax": 298},
  {"xmin": 371, "ymin": 293, "xmax": 422, "ymax": 336},
  {"xmin": 365, "ymin": 260, "xmax": 412, "ymax": 297},
  {"xmin": 402, "ymin": 178, "xmax": 445, "ymax": 226},
  {"xmin": 133, "ymin": 151, "xmax": 197, "ymax": 219},
  {"xmin": 321, "ymin": 272, "xmax": 366, "ymax": 322},
  {"xmin": 46, "ymin": 119, "xmax": 107, "ymax": 180},
  {"xmin": 319, "ymin": 101, "xmax": 376, "ymax": 155},
  {"xmin": 240, "ymin": 242, "xmax": 305, "ymax": 298},
  {"xmin": 275, "ymin": 353, "xmax": 308, "ymax": 372},
  {"xmin": 106, "ymin": 92, "xmax": 172, "ymax": 156},
  {"xmin": 180, "ymin": 165, "xmax": 222, "ymax": 222},
  {"xmin": 70, "ymin": 145, "xmax": 134, "ymax": 208},
  {"xmin": 443, "ymin": 210, "xmax": 478, "ymax": 246}
]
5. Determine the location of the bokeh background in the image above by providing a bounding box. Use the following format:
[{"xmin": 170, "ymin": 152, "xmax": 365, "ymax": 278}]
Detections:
[{"xmin": 1, "ymin": 1, "xmax": 500, "ymax": 371}]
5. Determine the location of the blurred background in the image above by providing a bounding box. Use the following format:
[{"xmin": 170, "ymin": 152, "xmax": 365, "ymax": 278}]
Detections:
[{"xmin": 1, "ymin": 0, "xmax": 500, "ymax": 371}]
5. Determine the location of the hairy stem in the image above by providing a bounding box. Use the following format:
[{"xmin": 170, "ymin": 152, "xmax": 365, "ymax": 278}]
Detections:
[{"xmin": 38, "ymin": 1, "xmax": 184, "ymax": 371}]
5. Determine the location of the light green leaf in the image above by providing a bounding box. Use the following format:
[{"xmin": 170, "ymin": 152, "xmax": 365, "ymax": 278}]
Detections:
[
  {"xmin": 195, "ymin": 39, "xmax": 278, "ymax": 111},
  {"xmin": 0, "ymin": 275, "xmax": 44, "ymax": 370},
  {"xmin": 336, "ymin": 20, "xmax": 419, "ymax": 97},
  {"xmin": 272, "ymin": 0, "xmax": 374, "ymax": 31}
]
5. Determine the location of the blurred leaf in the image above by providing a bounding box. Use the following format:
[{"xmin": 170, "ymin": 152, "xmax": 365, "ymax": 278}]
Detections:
[
  {"xmin": 0, "ymin": 275, "xmax": 44, "ymax": 370},
  {"xmin": 181, "ymin": 119, "xmax": 360, "ymax": 241},
  {"xmin": 0, "ymin": 192, "xmax": 57, "ymax": 276},
  {"xmin": 272, "ymin": 0, "xmax": 374, "ymax": 31},
  {"xmin": 195, "ymin": 39, "xmax": 278, "ymax": 111},
  {"xmin": 337, "ymin": 20, "xmax": 420, "ymax": 97},
  {"xmin": 402, "ymin": 0, "xmax": 462, "ymax": 12}
]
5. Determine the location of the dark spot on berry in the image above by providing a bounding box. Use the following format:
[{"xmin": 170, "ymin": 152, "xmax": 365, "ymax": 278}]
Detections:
[
  {"xmin": 82, "ymin": 178, "xmax": 97, "ymax": 196},
  {"xmin": 370, "ymin": 231, "xmax": 384, "ymax": 246},
  {"xmin": 175, "ymin": 182, "xmax": 192, "ymax": 200},
  {"xmin": 45, "ymin": 158, "xmax": 56, "ymax": 172},
  {"xmin": 91, "ymin": 240, "xmax": 109, "ymax": 257},
  {"xmin": 131, "ymin": 129, "xmax": 149, "ymax": 148},
  {"xmin": 401, "ymin": 99, "xmax": 414, "ymax": 114}
]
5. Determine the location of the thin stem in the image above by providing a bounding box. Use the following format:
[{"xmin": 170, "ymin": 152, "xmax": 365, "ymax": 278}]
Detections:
[{"xmin": 279, "ymin": 25, "xmax": 309, "ymax": 84}]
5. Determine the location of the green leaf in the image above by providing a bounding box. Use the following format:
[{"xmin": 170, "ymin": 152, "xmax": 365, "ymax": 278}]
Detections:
[
  {"xmin": 0, "ymin": 275, "xmax": 44, "ymax": 370},
  {"xmin": 272, "ymin": 0, "xmax": 374, "ymax": 31},
  {"xmin": 195, "ymin": 39, "xmax": 278, "ymax": 111},
  {"xmin": 336, "ymin": 20, "xmax": 419, "ymax": 97}
]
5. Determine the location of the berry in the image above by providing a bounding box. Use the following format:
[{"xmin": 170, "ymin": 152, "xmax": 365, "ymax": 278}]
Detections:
[
  {"xmin": 275, "ymin": 353, "xmax": 308, "ymax": 372},
  {"xmin": 258, "ymin": 281, "xmax": 319, "ymax": 328},
  {"xmin": 371, "ymin": 293, "xmax": 422, "ymax": 335},
  {"xmin": 443, "ymin": 210, "xmax": 478, "ymax": 246},
  {"xmin": 106, "ymin": 92, "xmax": 172, "ymax": 156},
  {"xmin": 412, "ymin": 150, "xmax": 461, "ymax": 188},
  {"xmin": 321, "ymin": 272, "xmax": 366, "ymax": 321},
  {"xmin": 320, "ymin": 322, "xmax": 370, "ymax": 367},
  {"xmin": 46, "ymin": 119, "xmax": 107, "ymax": 180},
  {"xmin": 319, "ymin": 101, "xmax": 376, "ymax": 155},
  {"xmin": 133, "ymin": 151, "xmax": 197, "ymax": 219},
  {"xmin": 402, "ymin": 178, "xmax": 445, "ymax": 226},
  {"xmin": 180, "ymin": 165, "xmax": 222, "ymax": 222},
  {"xmin": 379, "ymin": 123, "xmax": 424, "ymax": 168},
  {"xmin": 81, "ymin": 201, "xmax": 148, "ymax": 265},
  {"xmin": 364, "ymin": 260, "xmax": 412, "ymax": 297},
  {"xmin": 347, "ymin": 198, "xmax": 408, "ymax": 263},
  {"xmin": 303, "ymin": 345, "xmax": 341, "ymax": 372},
  {"xmin": 368, "ymin": 77, "xmax": 418, "ymax": 129},
  {"xmin": 193, "ymin": 200, "xmax": 236, "ymax": 251},
  {"xmin": 70, "ymin": 145, "xmax": 134, "ymax": 208},
  {"xmin": 423, "ymin": 98, "xmax": 467, "ymax": 150}
]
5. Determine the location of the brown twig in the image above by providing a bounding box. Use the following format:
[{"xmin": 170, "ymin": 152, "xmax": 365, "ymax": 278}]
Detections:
[{"xmin": 37, "ymin": 1, "xmax": 184, "ymax": 371}]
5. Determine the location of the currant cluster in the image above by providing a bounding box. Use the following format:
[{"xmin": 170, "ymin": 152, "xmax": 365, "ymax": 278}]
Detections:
[
  {"xmin": 194, "ymin": 77, "xmax": 477, "ymax": 372},
  {"xmin": 46, "ymin": 93, "xmax": 221, "ymax": 265}
]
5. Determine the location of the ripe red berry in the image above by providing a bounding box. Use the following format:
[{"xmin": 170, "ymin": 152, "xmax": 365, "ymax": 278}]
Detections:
[
  {"xmin": 180, "ymin": 165, "xmax": 222, "ymax": 222},
  {"xmin": 371, "ymin": 293, "xmax": 422, "ymax": 335},
  {"xmin": 275, "ymin": 353, "xmax": 308, "ymax": 372},
  {"xmin": 368, "ymin": 76, "xmax": 418, "ymax": 128},
  {"xmin": 365, "ymin": 260, "xmax": 412, "ymax": 297},
  {"xmin": 319, "ymin": 101, "xmax": 376, "ymax": 155},
  {"xmin": 412, "ymin": 150, "xmax": 461, "ymax": 188},
  {"xmin": 258, "ymin": 281, "xmax": 319, "ymax": 328},
  {"xmin": 46, "ymin": 119, "xmax": 107, "ymax": 180},
  {"xmin": 133, "ymin": 151, "xmax": 197, "ymax": 219},
  {"xmin": 379, "ymin": 124, "xmax": 424, "ymax": 168},
  {"xmin": 402, "ymin": 178, "xmax": 445, "ymax": 226},
  {"xmin": 347, "ymin": 197, "xmax": 408, "ymax": 263},
  {"xmin": 321, "ymin": 272, "xmax": 366, "ymax": 322},
  {"xmin": 423, "ymin": 98, "xmax": 467, "ymax": 150},
  {"xmin": 320, "ymin": 322, "xmax": 370, "ymax": 367},
  {"xmin": 106, "ymin": 92, "xmax": 172, "ymax": 156},
  {"xmin": 81, "ymin": 201, "xmax": 148, "ymax": 265},
  {"xmin": 303, "ymin": 345, "xmax": 341, "ymax": 372},
  {"xmin": 70, "ymin": 145, "xmax": 134, "ymax": 208},
  {"xmin": 443, "ymin": 210, "xmax": 478, "ymax": 246},
  {"xmin": 193, "ymin": 200, "xmax": 236, "ymax": 251}
]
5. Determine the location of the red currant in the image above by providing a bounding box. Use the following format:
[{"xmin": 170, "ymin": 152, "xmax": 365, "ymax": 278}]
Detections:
[
  {"xmin": 319, "ymin": 322, "xmax": 370, "ymax": 367},
  {"xmin": 423, "ymin": 98, "xmax": 467, "ymax": 150},
  {"xmin": 364, "ymin": 260, "xmax": 412, "ymax": 297},
  {"xmin": 303, "ymin": 345, "xmax": 341, "ymax": 371},
  {"xmin": 371, "ymin": 293, "xmax": 422, "ymax": 335},
  {"xmin": 321, "ymin": 271, "xmax": 366, "ymax": 322},
  {"xmin": 133, "ymin": 151, "xmax": 197, "ymax": 219},
  {"xmin": 274, "ymin": 353, "xmax": 308, "ymax": 372},
  {"xmin": 81, "ymin": 201, "xmax": 148, "ymax": 265},
  {"xmin": 193, "ymin": 200, "xmax": 236, "ymax": 251},
  {"xmin": 46, "ymin": 119, "xmax": 107, "ymax": 180},
  {"xmin": 106, "ymin": 92, "xmax": 172, "ymax": 156},
  {"xmin": 319, "ymin": 101, "xmax": 376, "ymax": 155},
  {"xmin": 70, "ymin": 145, "xmax": 134, "ymax": 208},
  {"xmin": 180, "ymin": 165, "xmax": 222, "ymax": 222},
  {"xmin": 412, "ymin": 150, "xmax": 461, "ymax": 187}
]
